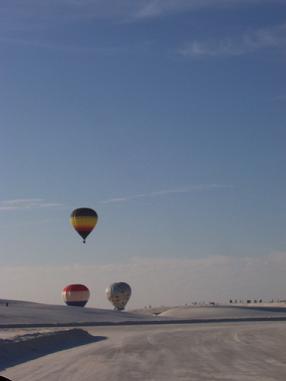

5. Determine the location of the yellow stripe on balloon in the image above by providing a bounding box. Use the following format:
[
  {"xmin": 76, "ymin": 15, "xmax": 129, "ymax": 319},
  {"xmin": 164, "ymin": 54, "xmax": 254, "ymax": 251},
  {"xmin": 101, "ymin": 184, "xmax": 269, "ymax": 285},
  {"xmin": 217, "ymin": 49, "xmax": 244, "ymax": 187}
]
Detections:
[{"xmin": 70, "ymin": 216, "xmax": 97, "ymax": 228}]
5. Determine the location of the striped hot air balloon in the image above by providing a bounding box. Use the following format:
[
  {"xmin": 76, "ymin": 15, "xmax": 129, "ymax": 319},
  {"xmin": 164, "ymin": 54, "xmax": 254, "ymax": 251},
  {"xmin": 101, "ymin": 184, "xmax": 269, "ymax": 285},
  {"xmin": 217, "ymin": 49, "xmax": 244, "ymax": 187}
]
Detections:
[
  {"xmin": 62, "ymin": 284, "xmax": 90, "ymax": 307},
  {"xmin": 70, "ymin": 208, "xmax": 98, "ymax": 243}
]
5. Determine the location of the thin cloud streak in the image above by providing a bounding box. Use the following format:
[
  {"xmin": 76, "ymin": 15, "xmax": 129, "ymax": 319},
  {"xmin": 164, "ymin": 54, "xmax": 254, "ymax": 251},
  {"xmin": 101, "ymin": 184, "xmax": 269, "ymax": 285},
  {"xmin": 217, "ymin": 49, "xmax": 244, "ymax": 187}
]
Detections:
[
  {"xmin": 0, "ymin": 199, "xmax": 63, "ymax": 211},
  {"xmin": 179, "ymin": 23, "xmax": 286, "ymax": 58},
  {"xmin": 100, "ymin": 184, "xmax": 233, "ymax": 204},
  {"xmin": 273, "ymin": 94, "xmax": 286, "ymax": 102},
  {"xmin": 0, "ymin": 36, "xmax": 126, "ymax": 56},
  {"xmin": 134, "ymin": 0, "xmax": 283, "ymax": 19},
  {"xmin": 0, "ymin": 0, "xmax": 284, "ymax": 24}
]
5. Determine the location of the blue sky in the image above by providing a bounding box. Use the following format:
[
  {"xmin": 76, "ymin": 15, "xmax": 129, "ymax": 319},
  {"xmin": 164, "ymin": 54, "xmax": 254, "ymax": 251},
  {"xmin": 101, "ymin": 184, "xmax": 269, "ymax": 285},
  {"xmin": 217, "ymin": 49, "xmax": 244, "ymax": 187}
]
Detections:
[{"xmin": 0, "ymin": 0, "xmax": 285, "ymax": 306}]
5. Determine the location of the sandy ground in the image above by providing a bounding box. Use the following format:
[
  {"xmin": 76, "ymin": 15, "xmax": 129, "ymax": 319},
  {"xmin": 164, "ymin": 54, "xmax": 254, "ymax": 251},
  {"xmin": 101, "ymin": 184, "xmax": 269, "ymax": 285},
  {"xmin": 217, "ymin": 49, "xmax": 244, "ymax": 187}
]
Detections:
[
  {"xmin": 2, "ymin": 322, "xmax": 286, "ymax": 381},
  {"xmin": 2, "ymin": 299, "xmax": 286, "ymax": 327},
  {"xmin": 0, "ymin": 299, "xmax": 159, "ymax": 327},
  {"xmin": 2, "ymin": 301, "xmax": 286, "ymax": 380},
  {"xmin": 159, "ymin": 305, "xmax": 286, "ymax": 319}
]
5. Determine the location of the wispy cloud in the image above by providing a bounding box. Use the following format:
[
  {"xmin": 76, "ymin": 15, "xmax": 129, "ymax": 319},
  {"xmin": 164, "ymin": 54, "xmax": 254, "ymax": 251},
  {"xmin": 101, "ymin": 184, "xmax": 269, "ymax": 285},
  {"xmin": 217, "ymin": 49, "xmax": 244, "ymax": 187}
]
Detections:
[
  {"xmin": 179, "ymin": 23, "xmax": 286, "ymax": 58},
  {"xmin": 100, "ymin": 184, "xmax": 232, "ymax": 204},
  {"xmin": 273, "ymin": 94, "xmax": 286, "ymax": 102},
  {"xmin": 0, "ymin": 199, "xmax": 62, "ymax": 211},
  {"xmin": 133, "ymin": 0, "xmax": 283, "ymax": 19},
  {"xmin": 0, "ymin": 36, "xmax": 129, "ymax": 56},
  {"xmin": 0, "ymin": 0, "xmax": 283, "ymax": 24}
]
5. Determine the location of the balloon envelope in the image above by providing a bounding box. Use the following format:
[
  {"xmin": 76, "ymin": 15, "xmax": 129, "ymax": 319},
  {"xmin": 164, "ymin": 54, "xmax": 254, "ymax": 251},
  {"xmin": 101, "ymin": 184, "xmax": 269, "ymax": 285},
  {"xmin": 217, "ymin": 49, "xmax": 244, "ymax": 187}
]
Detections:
[
  {"xmin": 70, "ymin": 208, "xmax": 98, "ymax": 243},
  {"xmin": 62, "ymin": 284, "xmax": 90, "ymax": 307},
  {"xmin": 106, "ymin": 282, "xmax": 131, "ymax": 310}
]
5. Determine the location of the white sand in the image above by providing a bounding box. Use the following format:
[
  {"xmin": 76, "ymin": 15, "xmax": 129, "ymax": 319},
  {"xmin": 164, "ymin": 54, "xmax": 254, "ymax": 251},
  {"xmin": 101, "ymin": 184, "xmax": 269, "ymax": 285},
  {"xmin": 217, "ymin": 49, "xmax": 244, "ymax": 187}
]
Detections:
[
  {"xmin": 2, "ymin": 300, "xmax": 286, "ymax": 380},
  {"xmin": 0, "ymin": 299, "xmax": 160, "ymax": 326},
  {"xmin": 159, "ymin": 304, "xmax": 286, "ymax": 319},
  {"xmin": 2, "ymin": 323, "xmax": 286, "ymax": 380}
]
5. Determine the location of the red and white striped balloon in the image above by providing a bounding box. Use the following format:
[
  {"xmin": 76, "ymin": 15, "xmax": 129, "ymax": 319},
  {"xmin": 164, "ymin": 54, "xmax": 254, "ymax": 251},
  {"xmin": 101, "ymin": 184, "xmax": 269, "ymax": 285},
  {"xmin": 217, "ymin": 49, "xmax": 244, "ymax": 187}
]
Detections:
[{"xmin": 62, "ymin": 284, "xmax": 90, "ymax": 307}]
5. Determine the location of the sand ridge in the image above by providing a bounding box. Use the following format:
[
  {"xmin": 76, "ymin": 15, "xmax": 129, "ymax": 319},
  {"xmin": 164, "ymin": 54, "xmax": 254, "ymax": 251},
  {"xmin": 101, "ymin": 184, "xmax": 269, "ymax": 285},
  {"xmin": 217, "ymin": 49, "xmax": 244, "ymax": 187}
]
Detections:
[{"xmin": 2, "ymin": 301, "xmax": 286, "ymax": 380}]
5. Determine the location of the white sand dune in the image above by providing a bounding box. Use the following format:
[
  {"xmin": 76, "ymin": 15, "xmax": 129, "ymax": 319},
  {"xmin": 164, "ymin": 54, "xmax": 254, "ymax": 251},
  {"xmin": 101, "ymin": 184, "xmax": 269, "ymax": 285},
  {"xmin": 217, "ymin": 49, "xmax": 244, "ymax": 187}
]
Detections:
[
  {"xmin": 0, "ymin": 299, "xmax": 160, "ymax": 327},
  {"xmin": 2, "ymin": 301, "xmax": 286, "ymax": 380},
  {"xmin": 0, "ymin": 329, "xmax": 104, "ymax": 371},
  {"xmin": 2, "ymin": 299, "xmax": 286, "ymax": 328},
  {"xmin": 159, "ymin": 304, "xmax": 286, "ymax": 320},
  {"xmin": 2, "ymin": 323, "xmax": 286, "ymax": 380}
]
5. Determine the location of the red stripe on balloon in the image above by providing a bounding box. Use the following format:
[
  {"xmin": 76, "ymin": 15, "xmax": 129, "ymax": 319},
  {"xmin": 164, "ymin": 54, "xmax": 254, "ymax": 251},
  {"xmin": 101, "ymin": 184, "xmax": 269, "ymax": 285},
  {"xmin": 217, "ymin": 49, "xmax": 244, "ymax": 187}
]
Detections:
[{"xmin": 63, "ymin": 284, "xmax": 89, "ymax": 292}]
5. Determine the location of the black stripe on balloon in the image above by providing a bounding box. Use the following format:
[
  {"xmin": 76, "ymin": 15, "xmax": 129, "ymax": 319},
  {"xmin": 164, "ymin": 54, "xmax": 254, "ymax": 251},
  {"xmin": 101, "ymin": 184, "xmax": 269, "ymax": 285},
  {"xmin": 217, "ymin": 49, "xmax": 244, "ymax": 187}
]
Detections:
[
  {"xmin": 78, "ymin": 231, "xmax": 91, "ymax": 239},
  {"xmin": 70, "ymin": 208, "xmax": 98, "ymax": 218}
]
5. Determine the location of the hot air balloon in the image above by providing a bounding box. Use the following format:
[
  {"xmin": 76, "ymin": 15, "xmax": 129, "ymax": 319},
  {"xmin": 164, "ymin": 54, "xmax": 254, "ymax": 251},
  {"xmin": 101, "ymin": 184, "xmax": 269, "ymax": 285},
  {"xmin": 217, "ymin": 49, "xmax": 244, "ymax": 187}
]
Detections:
[
  {"xmin": 62, "ymin": 284, "xmax": 90, "ymax": 307},
  {"xmin": 106, "ymin": 282, "xmax": 131, "ymax": 311},
  {"xmin": 70, "ymin": 208, "xmax": 98, "ymax": 243}
]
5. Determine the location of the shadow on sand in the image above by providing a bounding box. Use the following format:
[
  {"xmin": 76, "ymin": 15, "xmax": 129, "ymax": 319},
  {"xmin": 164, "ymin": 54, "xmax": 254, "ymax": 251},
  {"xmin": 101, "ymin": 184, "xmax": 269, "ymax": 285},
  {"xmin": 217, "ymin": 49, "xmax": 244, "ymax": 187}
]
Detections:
[{"xmin": 0, "ymin": 329, "xmax": 106, "ymax": 371}]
